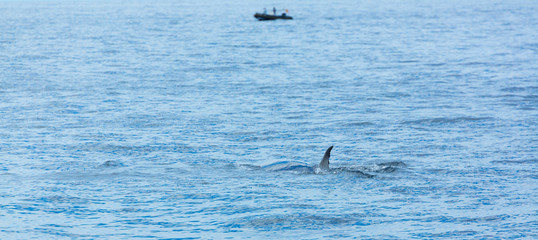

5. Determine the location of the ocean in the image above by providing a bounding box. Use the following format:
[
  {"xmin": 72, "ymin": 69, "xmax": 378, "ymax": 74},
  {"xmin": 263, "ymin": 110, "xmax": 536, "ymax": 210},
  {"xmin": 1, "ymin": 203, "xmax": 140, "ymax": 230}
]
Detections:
[{"xmin": 0, "ymin": 0, "xmax": 537, "ymax": 238}]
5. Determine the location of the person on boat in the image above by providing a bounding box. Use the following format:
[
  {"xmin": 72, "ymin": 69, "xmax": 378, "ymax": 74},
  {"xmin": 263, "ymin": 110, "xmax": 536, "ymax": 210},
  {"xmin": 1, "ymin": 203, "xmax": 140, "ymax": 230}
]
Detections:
[
  {"xmin": 273, "ymin": 7, "xmax": 276, "ymax": 15},
  {"xmin": 263, "ymin": 8, "xmax": 267, "ymax": 14}
]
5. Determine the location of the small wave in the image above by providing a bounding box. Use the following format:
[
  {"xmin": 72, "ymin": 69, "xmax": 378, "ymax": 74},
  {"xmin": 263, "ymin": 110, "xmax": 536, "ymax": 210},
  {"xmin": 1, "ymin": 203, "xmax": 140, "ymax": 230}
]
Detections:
[
  {"xmin": 377, "ymin": 161, "xmax": 407, "ymax": 167},
  {"xmin": 421, "ymin": 214, "xmax": 511, "ymax": 224},
  {"xmin": 491, "ymin": 159, "xmax": 537, "ymax": 164},
  {"xmin": 398, "ymin": 60, "xmax": 419, "ymax": 63},
  {"xmin": 98, "ymin": 160, "xmax": 125, "ymax": 168},
  {"xmin": 424, "ymin": 62, "xmax": 446, "ymax": 67},
  {"xmin": 373, "ymin": 161, "xmax": 407, "ymax": 173},
  {"xmin": 522, "ymin": 42, "xmax": 538, "ymax": 52},
  {"xmin": 458, "ymin": 61, "xmax": 487, "ymax": 66},
  {"xmin": 327, "ymin": 167, "xmax": 375, "ymax": 178},
  {"xmin": 15, "ymin": 54, "xmax": 50, "ymax": 61},
  {"xmin": 343, "ymin": 121, "xmax": 375, "ymax": 127},
  {"xmin": 417, "ymin": 230, "xmax": 479, "ymax": 238},
  {"xmin": 35, "ymin": 195, "xmax": 90, "ymax": 205},
  {"xmin": 236, "ymin": 164, "xmax": 262, "ymax": 171},
  {"xmin": 402, "ymin": 116, "xmax": 494, "ymax": 125},
  {"xmin": 383, "ymin": 92, "xmax": 411, "ymax": 98},
  {"xmin": 501, "ymin": 86, "xmax": 529, "ymax": 92},
  {"xmin": 229, "ymin": 213, "xmax": 365, "ymax": 231},
  {"xmin": 345, "ymin": 162, "xmax": 407, "ymax": 174}
]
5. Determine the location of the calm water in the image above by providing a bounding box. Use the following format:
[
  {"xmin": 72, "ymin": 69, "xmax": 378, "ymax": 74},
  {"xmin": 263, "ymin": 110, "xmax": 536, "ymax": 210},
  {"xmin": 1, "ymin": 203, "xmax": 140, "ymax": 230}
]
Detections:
[{"xmin": 1, "ymin": 0, "xmax": 537, "ymax": 239}]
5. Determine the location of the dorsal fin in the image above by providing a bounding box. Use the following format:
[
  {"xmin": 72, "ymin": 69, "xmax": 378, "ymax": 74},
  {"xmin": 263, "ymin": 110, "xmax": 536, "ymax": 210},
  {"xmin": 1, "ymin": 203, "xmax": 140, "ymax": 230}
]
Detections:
[{"xmin": 319, "ymin": 146, "xmax": 333, "ymax": 170}]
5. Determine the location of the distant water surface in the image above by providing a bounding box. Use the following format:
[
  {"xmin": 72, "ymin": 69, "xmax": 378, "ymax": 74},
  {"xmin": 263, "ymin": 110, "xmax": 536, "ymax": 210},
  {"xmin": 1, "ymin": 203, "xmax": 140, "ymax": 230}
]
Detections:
[{"xmin": 0, "ymin": 0, "xmax": 537, "ymax": 239}]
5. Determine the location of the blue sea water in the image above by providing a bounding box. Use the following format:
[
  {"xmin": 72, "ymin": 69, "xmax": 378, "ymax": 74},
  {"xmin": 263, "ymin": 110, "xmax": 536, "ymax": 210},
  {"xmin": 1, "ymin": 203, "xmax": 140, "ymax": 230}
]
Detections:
[{"xmin": 0, "ymin": 0, "xmax": 537, "ymax": 238}]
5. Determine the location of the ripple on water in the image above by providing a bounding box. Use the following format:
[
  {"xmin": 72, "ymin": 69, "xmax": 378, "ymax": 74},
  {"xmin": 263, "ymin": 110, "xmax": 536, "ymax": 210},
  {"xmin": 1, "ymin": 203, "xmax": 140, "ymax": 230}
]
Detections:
[{"xmin": 228, "ymin": 213, "xmax": 368, "ymax": 231}]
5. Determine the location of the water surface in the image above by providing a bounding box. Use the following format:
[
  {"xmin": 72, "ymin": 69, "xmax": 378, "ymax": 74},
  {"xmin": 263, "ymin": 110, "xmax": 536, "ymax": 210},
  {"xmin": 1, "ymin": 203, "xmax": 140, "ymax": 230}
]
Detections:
[{"xmin": 0, "ymin": 0, "xmax": 537, "ymax": 238}]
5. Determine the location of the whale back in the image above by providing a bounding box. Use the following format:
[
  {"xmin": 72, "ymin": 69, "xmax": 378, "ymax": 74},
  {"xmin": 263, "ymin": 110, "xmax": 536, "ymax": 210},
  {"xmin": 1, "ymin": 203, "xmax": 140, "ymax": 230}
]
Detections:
[
  {"xmin": 318, "ymin": 146, "xmax": 333, "ymax": 170},
  {"xmin": 262, "ymin": 161, "xmax": 312, "ymax": 172}
]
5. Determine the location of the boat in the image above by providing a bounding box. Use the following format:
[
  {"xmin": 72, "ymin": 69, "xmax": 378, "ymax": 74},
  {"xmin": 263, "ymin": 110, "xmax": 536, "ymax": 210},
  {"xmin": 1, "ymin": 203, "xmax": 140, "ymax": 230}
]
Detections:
[{"xmin": 254, "ymin": 13, "xmax": 293, "ymax": 21}]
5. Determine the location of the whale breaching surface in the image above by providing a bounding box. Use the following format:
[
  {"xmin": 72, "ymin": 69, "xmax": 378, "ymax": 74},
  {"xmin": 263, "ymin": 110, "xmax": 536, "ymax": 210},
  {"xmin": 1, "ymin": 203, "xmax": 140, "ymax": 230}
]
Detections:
[
  {"xmin": 259, "ymin": 146, "xmax": 334, "ymax": 173},
  {"xmin": 318, "ymin": 146, "xmax": 333, "ymax": 171},
  {"xmin": 239, "ymin": 146, "xmax": 399, "ymax": 177}
]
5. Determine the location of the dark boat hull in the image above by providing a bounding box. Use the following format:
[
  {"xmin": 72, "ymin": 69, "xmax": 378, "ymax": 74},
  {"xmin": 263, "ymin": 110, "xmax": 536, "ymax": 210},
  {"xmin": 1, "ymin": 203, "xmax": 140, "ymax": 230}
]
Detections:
[{"xmin": 254, "ymin": 13, "xmax": 293, "ymax": 21}]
